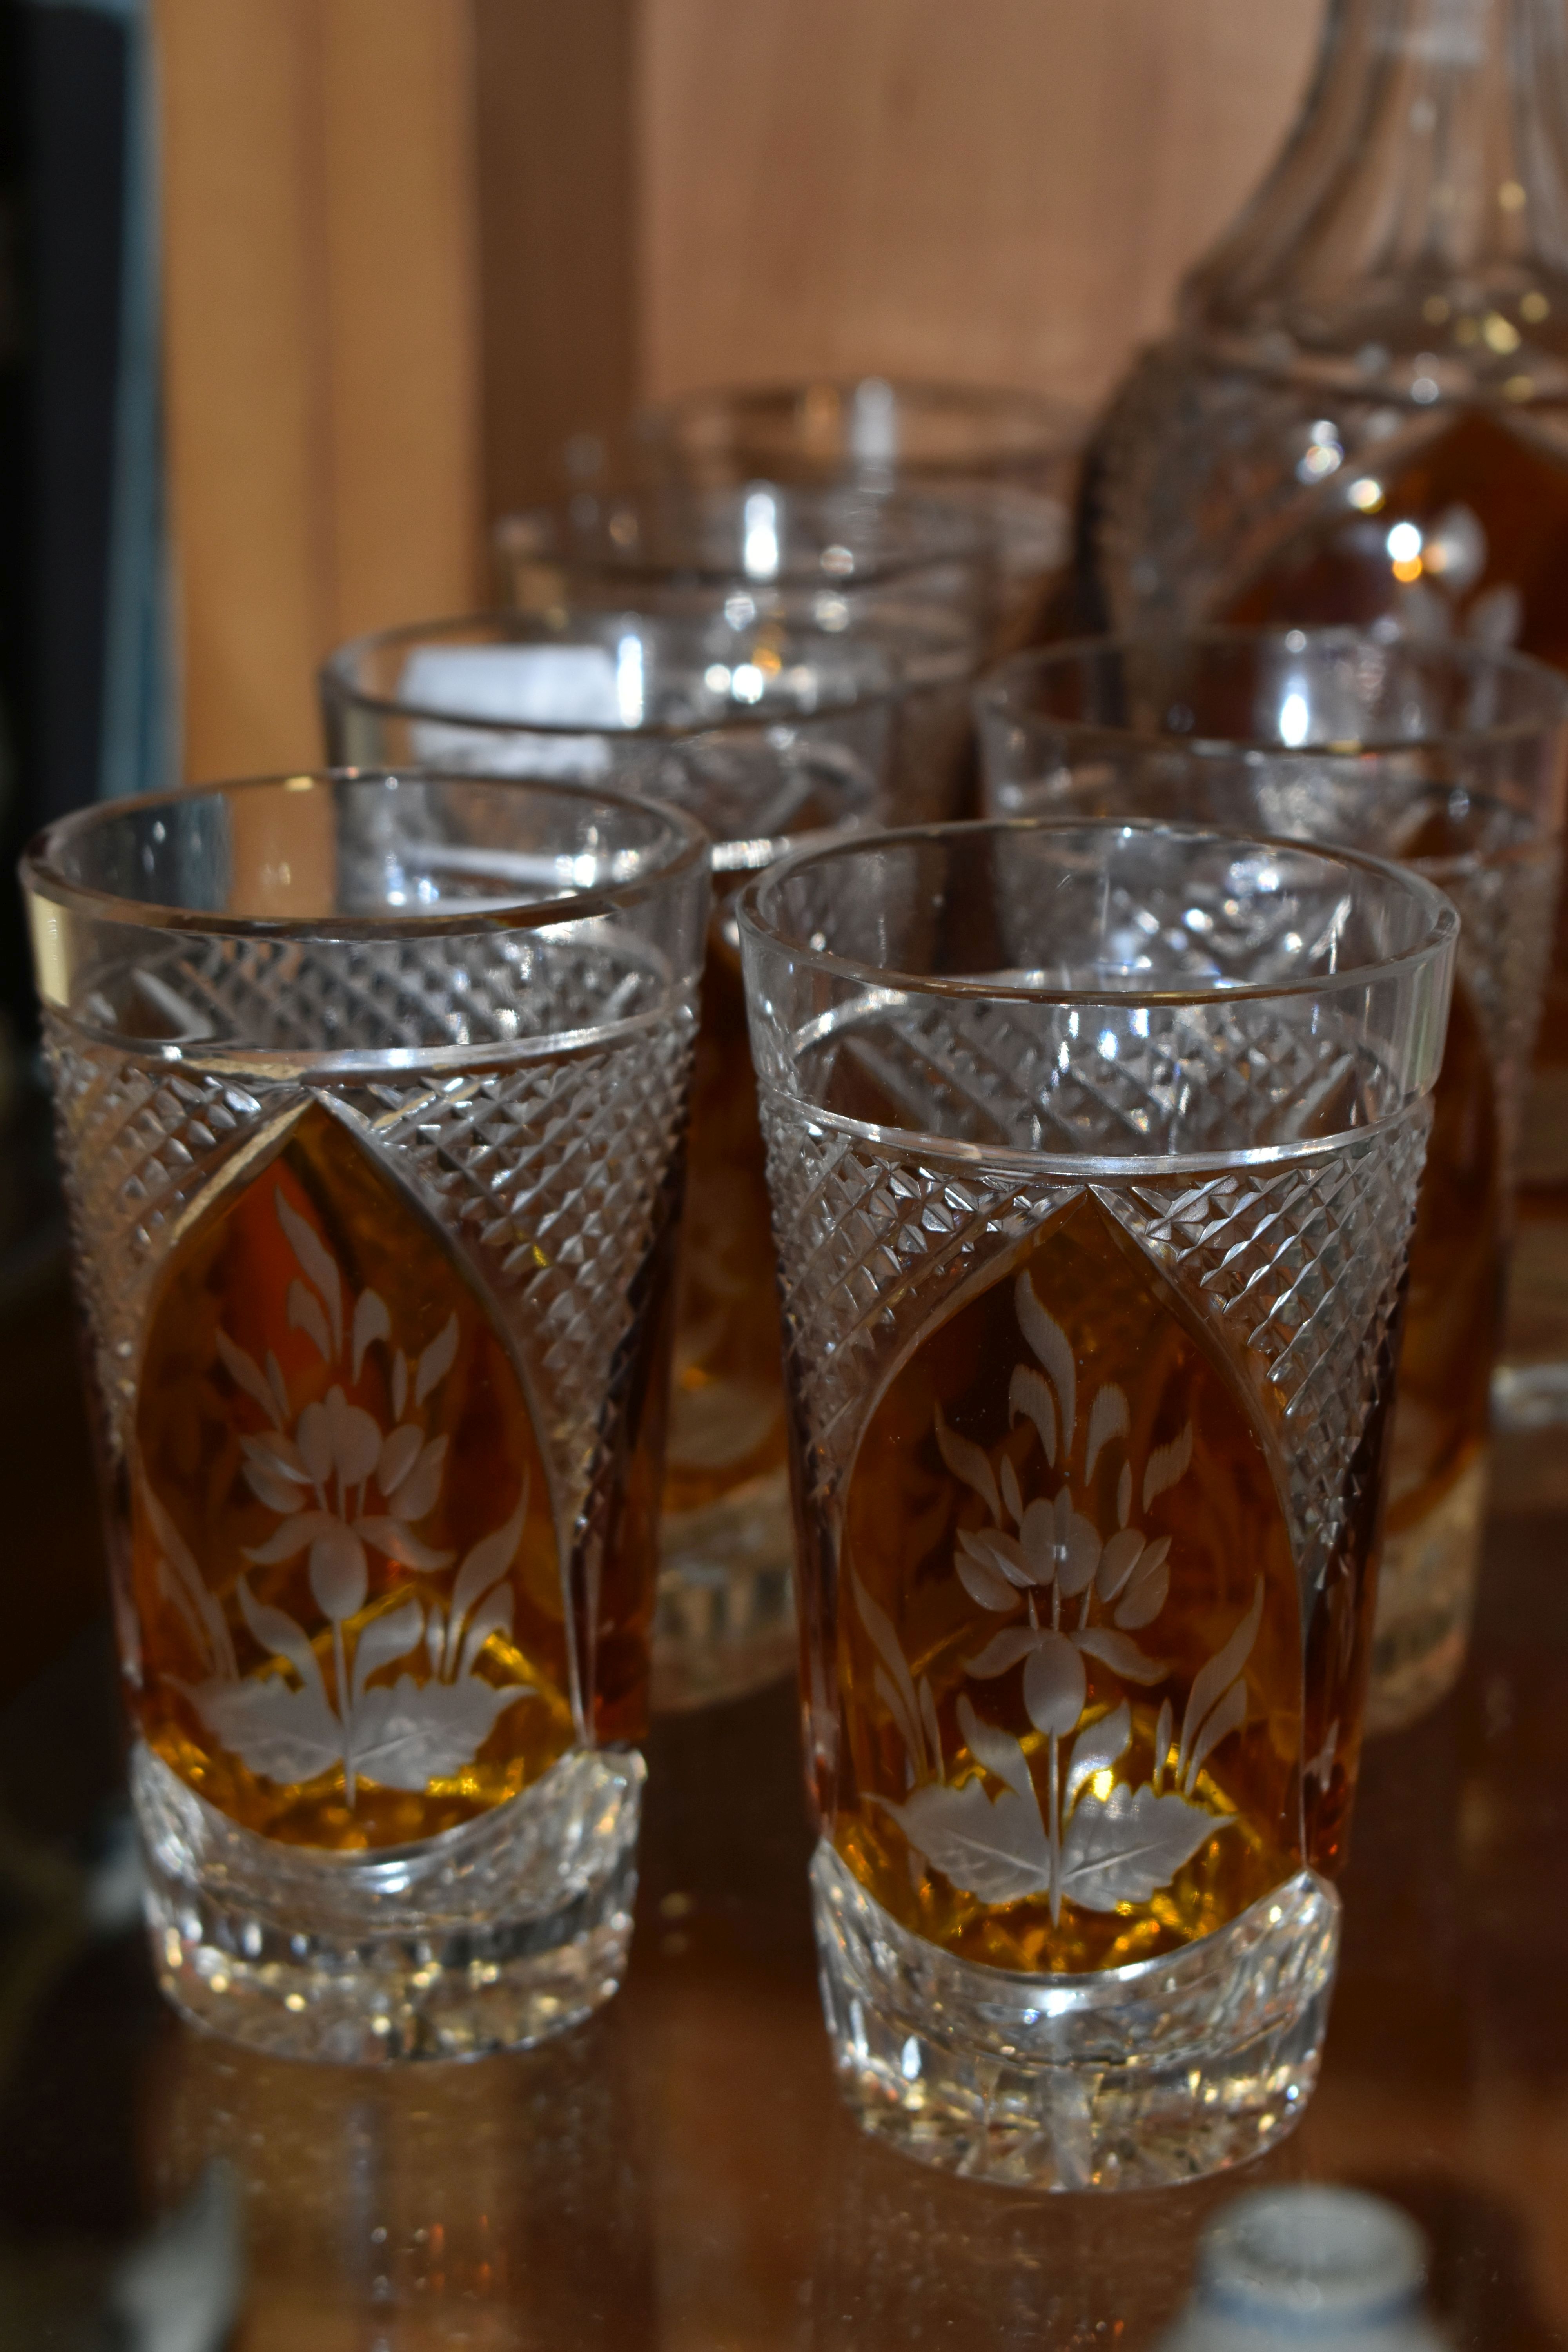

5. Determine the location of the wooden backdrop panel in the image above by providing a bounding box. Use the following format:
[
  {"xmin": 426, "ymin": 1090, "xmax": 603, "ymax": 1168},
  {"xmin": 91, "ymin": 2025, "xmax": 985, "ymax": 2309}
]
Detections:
[
  {"xmin": 639, "ymin": 0, "xmax": 1322, "ymax": 406},
  {"xmin": 156, "ymin": 0, "xmax": 481, "ymax": 780}
]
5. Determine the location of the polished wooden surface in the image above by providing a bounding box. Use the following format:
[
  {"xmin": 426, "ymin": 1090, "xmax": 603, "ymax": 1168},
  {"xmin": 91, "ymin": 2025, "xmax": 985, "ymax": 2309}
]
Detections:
[{"xmin": 1, "ymin": 1191, "xmax": 1565, "ymax": 2349}]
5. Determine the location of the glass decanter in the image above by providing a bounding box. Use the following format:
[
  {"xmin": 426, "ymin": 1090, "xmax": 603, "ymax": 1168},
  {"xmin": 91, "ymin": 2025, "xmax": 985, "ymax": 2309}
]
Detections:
[{"xmin": 1087, "ymin": 0, "xmax": 1568, "ymax": 1414}]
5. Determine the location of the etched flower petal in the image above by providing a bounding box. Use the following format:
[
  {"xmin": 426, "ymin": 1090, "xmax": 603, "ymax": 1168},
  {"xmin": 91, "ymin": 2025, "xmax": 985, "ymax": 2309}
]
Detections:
[
  {"xmin": 376, "ymin": 1423, "xmax": 423, "ymax": 1498},
  {"xmin": 308, "ymin": 1518, "xmax": 369, "ymax": 1622},
  {"xmin": 1019, "ymin": 1497, "xmax": 1058, "ymax": 1585},
  {"xmin": 390, "ymin": 1434, "xmax": 448, "ymax": 1523},
  {"xmin": 321, "ymin": 1386, "xmax": 382, "ymax": 1489},
  {"xmin": 1054, "ymin": 1488, "xmax": 1101, "ymax": 1597},
  {"xmin": 1022, "ymin": 1631, "xmax": 1086, "ymax": 1738},
  {"xmin": 1095, "ymin": 1526, "xmax": 1144, "ymax": 1603}
]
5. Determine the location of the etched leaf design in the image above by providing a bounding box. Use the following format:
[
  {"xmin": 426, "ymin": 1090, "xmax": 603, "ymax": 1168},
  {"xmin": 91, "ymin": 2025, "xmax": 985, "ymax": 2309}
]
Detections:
[
  {"xmin": 352, "ymin": 1287, "xmax": 391, "ymax": 1380},
  {"xmin": 998, "ymin": 1453, "xmax": 1024, "ymax": 1527},
  {"xmin": 963, "ymin": 1624, "xmax": 1044, "ymax": 1678},
  {"xmin": 957, "ymin": 1694, "xmax": 1036, "ymax": 1803},
  {"xmin": 308, "ymin": 1520, "xmax": 369, "ymax": 1623},
  {"xmin": 1059, "ymin": 1781, "xmax": 1223, "ymax": 1912},
  {"xmin": 243, "ymin": 1508, "xmax": 337, "ymax": 1566},
  {"xmin": 1176, "ymin": 1579, "xmax": 1264, "ymax": 1787},
  {"xmin": 883, "ymin": 1775, "xmax": 1053, "ymax": 1905},
  {"xmin": 241, "ymin": 1437, "xmax": 314, "ymax": 1515},
  {"xmin": 353, "ymin": 1517, "xmax": 455, "ymax": 1573},
  {"xmin": 1094, "ymin": 1526, "xmax": 1144, "ymax": 1604},
  {"xmin": 853, "ymin": 1572, "xmax": 922, "ymax": 1763},
  {"xmin": 1084, "ymin": 1384, "xmax": 1129, "ymax": 1479},
  {"xmin": 1014, "ymin": 1272, "xmax": 1074, "ymax": 1450},
  {"xmin": 1023, "ymin": 1632, "xmax": 1086, "ymax": 1737},
  {"xmin": 275, "ymin": 1186, "xmax": 343, "ymax": 1355},
  {"xmin": 934, "ymin": 1406, "xmax": 1001, "ymax": 1521},
  {"xmin": 958, "ymin": 1524, "xmax": 1034, "ymax": 1590},
  {"xmin": 287, "ymin": 1279, "xmax": 332, "ymax": 1364},
  {"xmin": 389, "ymin": 1434, "xmax": 447, "ymax": 1523},
  {"xmin": 214, "ymin": 1329, "xmax": 282, "ymax": 1429},
  {"xmin": 1063, "ymin": 1700, "xmax": 1132, "ymax": 1815},
  {"xmin": 1008, "ymin": 1364, "xmax": 1056, "ymax": 1468},
  {"xmin": 449, "ymin": 1493, "xmax": 528, "ymax": 1627},
  {"xmin": 146, "ymin": 1485, "xmax": 236, "ymax": 1679},
  {"xmin": 1114, "ymin": 1536, "xmax": 1171, "ymax": 1630},
  {"xmin": 918, "ymin": 1677, "xmax": 943, "ymax": 1779},
  {"xmin": 348, "ymin": 1598, "xmax": 426, "ymax": 1709},
  {"xmin": 875, "ymin": 1663, "xmax": 924, "ymax": 1766},
  {"xmin": 349, "ymin": 1674, "xmax": 528, "ymax": 1792},
  {"xmin": 376, "ymin": 1423, "xmax": 423, "ymax": 1497},
  {"xmin": 458, "ymin": 1583, "xmax": 518, "ymax": 1681},
  {"xmin": 1142, "ymin": 1421, "xmax": 1194, "ymax": 1512},
  {"xmin": 1182, "ymin": 1678, "xmax": 1248, "ymax": 1797},
  {"xmin": 415, "ymin": 1313, "xmax": 459, "ymax": 1407},
  {"xmin": 236, "ymin": 1576, "xmax": 330, "ymax": 1706},
  {"xmin": 1073, "ymin": 1625, "xmax": 1168, "ymax": 1684},
  {"xmin": 189, "ymin": 1673, "xmax": 344, "ymax": 1787}
]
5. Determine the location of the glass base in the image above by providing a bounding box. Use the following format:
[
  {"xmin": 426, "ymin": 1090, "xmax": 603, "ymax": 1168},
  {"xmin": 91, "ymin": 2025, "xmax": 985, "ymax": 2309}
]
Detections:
[
  {"xmin": 652, "ymin": 1466, "xmax": 797, "ymax": 1712},
  {"xmin": 1367, "ymin": 1452, "xmax": 1487, "ymax": 1736},
  {"xmin": 810, "ymin": 1843, "xmax": 1340, "ymax": 2192},
  {"xmin": 134, "ymin": 1742, "xmax": 644, "ymax": 2064}
]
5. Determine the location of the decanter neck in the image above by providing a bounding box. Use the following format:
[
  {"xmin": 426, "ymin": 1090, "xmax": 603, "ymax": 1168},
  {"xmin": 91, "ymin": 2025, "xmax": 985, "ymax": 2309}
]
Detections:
[{"xmin": 1182, "ymin": 0, "xmax": 1568, "ymax": 365}]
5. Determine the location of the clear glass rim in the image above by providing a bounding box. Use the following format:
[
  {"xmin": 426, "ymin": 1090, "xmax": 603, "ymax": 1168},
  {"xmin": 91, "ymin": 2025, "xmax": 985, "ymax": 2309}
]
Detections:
[
  {"xmin": 19, "ymin": 767, "xmax": 712, "ymax": 941},
  {"xmin": 976, "ymin": 623, "xmax": 1568, "ymax": 751},
  {"xmin": 320, "ymin": 606, "xmax": 909, "ymax": 738},
  {"xmin": 492, "ymin": 482, "xmax": 994, "ymax": 580},
  {"xmin": 738, "ymin": 814, "xmax": 1459, "ymax": 1010},
  {"xmin": 637, "ymin": 376, "xmax": 1087, "ymax": 453}
]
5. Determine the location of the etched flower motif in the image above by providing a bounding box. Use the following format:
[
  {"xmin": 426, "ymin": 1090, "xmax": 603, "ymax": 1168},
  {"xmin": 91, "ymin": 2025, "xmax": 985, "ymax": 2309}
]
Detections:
[
  {"xmin": 151, "ymin": 1176, "xmax": 536, "ymax": 1802},
  {"xmin": 865, "ymin": 1265, "xmax": 1261, "ymax": 1924}
]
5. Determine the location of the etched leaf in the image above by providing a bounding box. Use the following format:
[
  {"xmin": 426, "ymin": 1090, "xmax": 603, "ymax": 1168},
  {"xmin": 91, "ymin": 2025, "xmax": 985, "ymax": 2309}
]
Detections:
[
  {"xmin": 956, "ymin": 1693, "xmax": 1036, "ymax": 1803},
  {"xmin": 449, "ymin": 1493, "xmax": 527, "ymax": 1626},
  {"xmin": 214, "ymin": 1329, "xmax": 282, "ymax": 1428},
  {"xmin": 243, "ymin": 1508, "xmax": 336, "ymax": 1566},
  {"xmin": 189, "ymin": 1672, "xmax": 344, "ymax": 1786},
  {"xmin": 1008, "ymin": 1364, "xmax": 1056, "ymax": 1468},
  {"xmin": 287, "ymin": 1279, "xmax": 332, "ymax": 1364},
  {"xmin": 350, "ymin": 1673, "xmax": 528, "ymax": 1791},
  {"xmin": 459, "ymin": 1584, "xmax": 518, "ymax": 1681},
  {"xmin": 956, "ymin": 1530, "xmax": 1029, "ymax": 1610},
  {"xmin": 1059, "ymin": 1781, "xmax": 1223, "ymax": 1911},
  {"xmin": 959, "ymin": 1523, "xmax": 1036, "ymax": 1589},
  {"xmin": 349, "ymin": 1598, "xmax": 426, "ymax": 1709},
  {"xmin": 934, "ymin": 1406, "xmax": 1001, "ymax": 1521},
  {"xmin": 1023, "ymin": 1631, "xmax": 1087, "ymax": 1737},
  {"xmin": 352, "ymin": 1287, "xmax": 391, "ymax": 1380},
  {"xmin": 241, "ymin": 1437, "xmax": 312, "ymax": 1516},
  {"xmin": 235, "ymin": 1576, "xmax": 330, "ymax": 1706},
  {"xmin": 1073, "ymin": 1625, "xmax": 1168, "ymax": 1684},
  {"xmin": 1153, "ymin": 1697, "xmax": 1174, "ymax": 1793},
  {"xmin": 882, "ymin": 1775, "xmax": 1053, "ymax": 1905},
  {"xmin": 1177, "ymin": 1579, "xmax": 1264, "ymax": 1787},
  {"xmin": 265, "ymin": 1350, "xmax": 290, "ymax": 1425},
  {"xmin": 376, "ymin": 1423, "xmax": 423, "ymax": 1498},
  {"xmin": 1115, "ymin": 1539, "xmax": 1171, "ymax": 1630},
  {"xmin": 1117, "ymin": 1460, "xmax": 1132, "ymax": 1528},
  {"xmin": 392, "ymin": 1351, "xmax": 408, "ymax": 1419},
  {"xmin": 1094, "ymin": 1526, "xmax": 1144, "ymax": 1604},
  {"xmin": 874, "ymin": 1663, "xmax": 924, "ymax": 1765},
  {"xmin": 354, "ymin": 1516, "xmax": 455, "ymax": 1573},
  {"xmin": 853, "ymin": 1572, "xmax": 922, "ymax": 1755},
  {"xmin": 963, "ymin": 1624, "xmax": 1044, "ymax": 1678},
  {"xmin": 415, "ymin": 1313, "xmax": 459, "ymax": 1406},
  {"xmin": 998, "ymin": 1452, "xmax": 1024, "ymax": 1527},
  {"xmin": 1182, "ymin": 1678, "xmax": 1248, "ymax": 1797},
  {"xmin": 1014, "ymin": 1272, "xmax": 1074, "ymax": 1450},
  {"xmin": 147, "ymin": 1483, "xmax": 236, "ymax": 1680},
  {"xmin": 1064, "ymin": 1700, "xmax": 1132, "ymax": 1815},
  {"xmin": 918, "ymin": 1676, "xmax": 943, "ymax": 1779},
  {"xmin": 1084, "ymin": 1384, "xmax": 1129, "ymax": 1479},
  {"xmin": 390, "ymin": 1434, "xmax": 448, "ymax": 1523},
  {"xmin": 275, "ymin": 1186, "xmax": 343, "ymax": 1354},
  {"xmin": 1142, "ymin": 1422, "xmax": 1194, "ymax": 1512}
]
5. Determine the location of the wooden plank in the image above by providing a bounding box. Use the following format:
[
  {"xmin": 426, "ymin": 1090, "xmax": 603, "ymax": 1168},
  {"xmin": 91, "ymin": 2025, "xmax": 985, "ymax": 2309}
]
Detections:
[
  {"xmin": 639, "ymin": 0, "xmax": 1322, "ymax": 408},
  {"xmin": 155, "ymin": 0, "xmax": 481, "ymax": 782},
  {"xmin": 473, "ymin": 0, "xmax": 639, "ymax": 517}
]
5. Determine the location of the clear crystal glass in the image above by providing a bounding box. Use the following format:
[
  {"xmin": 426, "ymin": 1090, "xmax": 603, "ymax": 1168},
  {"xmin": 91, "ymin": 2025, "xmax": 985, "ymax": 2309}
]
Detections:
[
  {"xmin": 22, "ymin": 772, "xmax": 709, "ymax": 2060},
  {"xmin": 739, "ymin": 819, "xmax": 1454, "ymax": 2187},
  {"xmin": 1086, "ymin": 0, "xmax": 1568, "ymax": 1419},
  {"xmin": 321, "ymin": 607, "xmax": 899, "ymax": 1714},
  {"xmin": 976, "ymin": 628, "xmax": 1567, "ymax": 1730},
  {"xmin": 634, "ymin": 379, "xmax": 1086, "ymax": 653}
]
